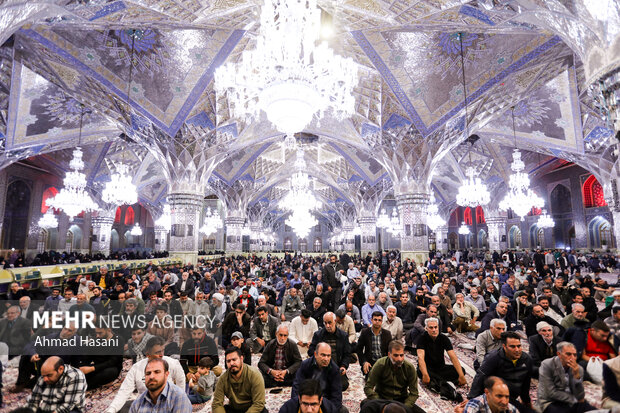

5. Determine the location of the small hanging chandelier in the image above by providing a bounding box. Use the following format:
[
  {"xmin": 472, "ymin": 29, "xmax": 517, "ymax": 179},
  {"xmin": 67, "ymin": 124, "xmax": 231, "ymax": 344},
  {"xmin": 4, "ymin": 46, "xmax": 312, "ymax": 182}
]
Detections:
[
  {"xmin": 455, "ymin": 32, "xmax": 490, "ymax": 208},
  {"xmin": 387, "ymin": 208, "xmax": 401, "ymax": 236},
  {"xmin": 102, "ymin": 163, "xmax": 138, "ymax": 206},
  {"xmin": 537, "ymin": 209, "xmax": 555, "ymax": 229},
  {"xmin": 426, "ymin": 193, "xmax": 446, "ymax": 232},
  {"xmin": 130, "ymin": 223, "xmax": 143, "ymax": 236},
  {"xmin": 458, "ymin": 221, "xmax": 471, "ymax": 235},
  {"xmin": 38, "ymin": 210, "xmax": 58, "ymax": 229},
  {"xmin": 155, "ymin": 204, "xmax": 171, "ymax": 231},
  {"xmin": 498, "ymin": 107, "xmax": 544, "ymax": 220},
  {"xmin": 376, "ymin": 208, "xmax": 391, "ymax": 229},
  {"xmin": 47, "ymin": 105, "xmax": 99, "ymax": 220}
]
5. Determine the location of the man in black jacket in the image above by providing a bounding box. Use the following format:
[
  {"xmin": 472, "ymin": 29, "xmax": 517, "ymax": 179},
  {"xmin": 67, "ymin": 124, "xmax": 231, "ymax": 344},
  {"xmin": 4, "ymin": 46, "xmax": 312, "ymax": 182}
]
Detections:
[
  {"xmin": 468, "ymin": 331, "xmax": 534, "ymax": 413},
  {"xmin": 0, "ymin": 305, "xmax": 32, "ymax": 358},
  {"xmin": 322, "ymin": 255, "xmax": 344, "ymax": 311},
  {"xmin": 175, "ymin": 272, "xmax": 195, "ymax": 299},
  {"xmin": 528, "ymin": 321, "xmax": 560, "ymax": 378},
  {"xmin": 247, "ymin": 305, "xmax": 280, "ymax": 353},
  {"xmin": 476, "ymin": 300, "xmax": 519, "ymax": 337},
  {"xmin": 77, "ymin": 327, "xmax": 124, "ymax": 389},
  {"xmin": 395, "ymin": 291, "xmax": 417, "ymax": 331},
  {"xmin": 357, "ymin": 311, "xmax": 391, "ymax": 377},
  {"xmin": 308, "ymin": 312, "xmax": 351, "ymax": 390},
  {"xmin": 180, "ymin": 327, "xmax": 219, "ymax": 377},
  {"xmin": 221, "ymin": 303, "xmax": 251, "ymax": 348},
  {"xmin": 292, "ymin": 343, "xmax": 343, "ymax": 408},
  {"xmin": 523, "ymin": 304, "xmax": 565, "ymax": 338},
  {"xmin": 258, "ymin": 325, "xmax": 302, "ymax": 387}
]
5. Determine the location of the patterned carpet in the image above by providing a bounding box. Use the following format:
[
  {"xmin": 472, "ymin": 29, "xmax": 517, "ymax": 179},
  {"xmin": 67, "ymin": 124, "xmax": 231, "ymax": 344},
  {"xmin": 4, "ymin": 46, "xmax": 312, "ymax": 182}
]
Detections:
[{"xmin": 1, "ymin": 334, "xmax": 603, "ymax": 413}]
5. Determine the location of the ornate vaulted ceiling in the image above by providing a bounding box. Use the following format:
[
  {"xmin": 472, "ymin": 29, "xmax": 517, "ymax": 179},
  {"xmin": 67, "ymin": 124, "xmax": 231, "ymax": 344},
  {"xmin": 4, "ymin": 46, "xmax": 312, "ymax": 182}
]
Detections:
[{"xmin": 0, "ymin": 0, "xmax": 618, "ymax": 229}]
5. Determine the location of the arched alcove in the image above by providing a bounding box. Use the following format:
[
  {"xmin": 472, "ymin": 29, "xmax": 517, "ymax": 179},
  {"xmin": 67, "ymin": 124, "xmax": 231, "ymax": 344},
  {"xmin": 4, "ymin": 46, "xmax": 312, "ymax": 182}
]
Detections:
[
  {"xmin": 508, "ymin": 225, "xmax": 522, "ymax": 248},
  {"xmin": 2, "ymin": 180, "xmax": 31, "ymax": 249},
  {"xmin": 549, "ymin": 184, "xmax": 572, "ymax": 214}
]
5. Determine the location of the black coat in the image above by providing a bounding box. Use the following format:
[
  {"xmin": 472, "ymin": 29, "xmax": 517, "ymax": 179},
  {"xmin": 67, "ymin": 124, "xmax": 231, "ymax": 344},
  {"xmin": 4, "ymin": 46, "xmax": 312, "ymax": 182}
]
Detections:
[
  {"xmin": 175, "ymin": 278, "xmax": 196, "ymax": 299},
  {"xmin": 0, "ymin": 317, "xmax": 32, "ymax": 356},
  {"xmin": 180, "ymin": 335, "xmax": 219, "ymax": 368},
  {"xmin": 291, "ymin": 357, "xmax": 342, "ymax": 407},
  {"xmin": 258, "ymin": 338, "xmax": 302, "ymax": 377},
  {"xmin": 523, "ymin": 314, "xmax": 565, "ymax": 338},
  {"xmin": 308, "ymin": 327, "xmax": 351, "ymax": 369},
  {"xmin": 528, "ymin": 334, "xmax": 560, "ymax": 367},
  {"xmin": 322, "ymin": 262, "xmax": 344, "ymax": 289},
  {"xmin": 278, "ymin": 397, "xmax": 338, "ymax": 413},
  {"xmin": 356, "ymin": 327, "xmax": 392, "ymax": 365}
]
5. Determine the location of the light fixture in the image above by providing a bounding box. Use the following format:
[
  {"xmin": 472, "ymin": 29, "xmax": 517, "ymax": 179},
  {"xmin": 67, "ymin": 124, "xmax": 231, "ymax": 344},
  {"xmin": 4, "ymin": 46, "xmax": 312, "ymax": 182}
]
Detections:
[
  {"xmin": 498, "ymin": 107, "xmax": 545, "ymax": 220},
  {"xmin": 455, "ymin": 32, "xmax": 490, "ymax": 208},
  {"xmin": 214, "ymin": 0, "xmax": 358, "ymax": 137},
  {"xmin": 426, "ymin": 193, "xmax": 446, "ymax": 231},
  {"xmin": 458, "ymin": 222, "xmax": 470, "ymax": 235},
  {"xmin": 155, "ymin": 204, "xmax": 171, "ymax": 231},
  {"xmin": 387, "ymin": 208, "xmax": 401, "ymax": 236},
  {"xmin": 102, "ymin": 163, "xmax": 138, "ymax": 206},
  {"xmin": 537, "ymin": 209, "xmax": 555, "ymax": 229},
  {"xmin": 38, "ymin": 210, "xmax": 58, "ymax": 229},
  {"xmin": 47, "ymin": 105, "xmax": 99, "ymax": 220},
  {"xmin": 352, "ymin": 224, "xmax": 362, "ymax": 236},
  {"xmin": 376, "ymin": 208, "xmax": 390, "ymax": 229},
  {"xmin": 200, "ymin": 207, "xmax": 223, "ymax": 236},
  {"xmin": 130, "ymin": 223, "xmax": 143, "ymax": 236}
]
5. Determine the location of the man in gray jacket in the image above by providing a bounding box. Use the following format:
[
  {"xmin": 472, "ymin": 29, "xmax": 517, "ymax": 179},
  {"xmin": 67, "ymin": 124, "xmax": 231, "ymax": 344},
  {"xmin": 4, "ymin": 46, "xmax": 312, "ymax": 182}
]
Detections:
[{"xmin": 537, "ymin": 341, "xmax": 597, "ymax": 413}]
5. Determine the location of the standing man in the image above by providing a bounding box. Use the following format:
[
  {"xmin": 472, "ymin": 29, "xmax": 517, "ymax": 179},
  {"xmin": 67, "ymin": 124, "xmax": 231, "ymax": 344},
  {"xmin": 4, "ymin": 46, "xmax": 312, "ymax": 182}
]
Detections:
[
  {"xmin": 323, "ymin": 255, "xmax": 344, "ymax": 311},
  {"xmin": 129, "ymin": 358, "xmax": 192, "ymax": 412},
  {"xmin": 212, "ymin": 347, "xmax": 267, "ymax": 413},
  {"xmin": 537, "ymin": 342, "xmax": 597, "ymax": 413}
]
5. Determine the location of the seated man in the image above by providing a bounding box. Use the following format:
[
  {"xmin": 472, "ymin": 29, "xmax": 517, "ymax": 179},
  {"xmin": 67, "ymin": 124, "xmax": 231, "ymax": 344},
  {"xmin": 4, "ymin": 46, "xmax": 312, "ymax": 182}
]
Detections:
[
  {"xmin": 523, "ymin": 304, "xmax": 564, "ymax": 338},
  {"xmin": 311, "ymin": 297, "xmax": 327, "ymax": 328},
  {"xmin": 221, "ymin": 303, "xmax": 251, "ymax": 348},
  {"xmin": 416, "ymin": 318, "xmax": 466, "ymax": 400},
  {"xmin": 212, "ymin": 347, "xmax": 267, "ymax": 413},
  {"xmin": 408, "ymin": 304, "xmax": 441, "ymax": 347},
  {"xmin": 475, "ymin": 319, "xmax": 506, "ymax": 370},
  {"xmin": 528, "ymin": 321, "xmax": 560, "ymax": 378},
  {"xmin": 258, "ymin": 325, "xmax": 302, "ymax": 387},
  {"xmin": 335, "ymin": 308, "xmax": 357, "ymax": 346},
  {"xmin": 363, "ymin": 340, "xmax": 426, "ymax": 413},
  {"xmin": 570, "ymin": 319, "xmax": 618, "ymax": 380},
  {"xmin": 395, "ymin": 292, "xmax": 417, "ymax": 331},
  {"xmin": 0, "ymin": 305, "xmax": 32, "ymax": 358},
  {"xmin": 25, "ymin": 356, "xmax": 87, "ymax": 413},
  {"xmin": 247, "ymin": 305, "xmax": 280, "ymax": 353},
  {"xmin": 180, "ymin": 327, "xmax": 219, "ymax": 379},
  {"xmin": 455, "ymin": 376, "xmax": 518, "ymax": 413},
  {"xmin": 105, "ymin": 336, "xmax": 186, "ymax": 413},
  {"xmin": 452, "ymin": 293, "xmax": 480, "ymax": 334},
  {"xmin": 382, "ymin": 305, "xmax": 403, "ymax": 341},
  {"xmin": 537, "ymin": 342, "xmax": 597, "ymax": 413},
  {"xmin": 289, "ymin": 309, "xmax": 319, "ymax": 358},
  {"xmin": 468, "ymin": 331, "xmax": 534, "ymax": 413},
  {"xmin": 477, "ymin": 300, "xmax": 518, "ymax": 337},
  {"xmin": 292, "ymin": 342, "xmax": 344, "ymax": 411},
  {"xmin": 308, "ymin": 312, "xmax": 351, "ymax": 390},
  {"xmin": 77, "ymin": 326, "xmax": 124, "ymax": 390},
  {"xmin": 561, "ymin": 303, "xmax": 588, "ymax": 330},
  {"xmin": 129, "ymin": 358, "xmax": 192, "ymax": 413},
  {"xmin": 279, "ymin": 378, "xmax": 338, "ymax": 413},
  {"xmin": 357, "ymin": 311, "xmax": 392, "ymax": 377},
  {"xmin": 361, "ymin": 295, "xmax": 386, "ymax": 328}
]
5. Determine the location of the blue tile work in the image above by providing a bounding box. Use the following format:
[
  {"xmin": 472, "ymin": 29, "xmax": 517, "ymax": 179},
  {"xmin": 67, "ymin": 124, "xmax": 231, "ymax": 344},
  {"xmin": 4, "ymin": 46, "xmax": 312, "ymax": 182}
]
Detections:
[
  {"xmin": 230, "ymin": 142, "xmax": 273, "ymax": 182},
  {"xmin": 87, "ymin": 141, "xmax": 112, "ymax": 185},
  {"xmin": 185, "ymin": 111, "xmax": 215, "ymax": 129},
  {"xmin": 352, "ymin": 31, "xmax": 563, "ymax": 138},
  {"xmin": 361, "ymin": 122, "xmax": 380, "ymax": 138},
  {"xmin": 584, "ymin": 126, "xmax": 614, "ymax": 142},
  {"xmin": 459, "ymin": 5, "xmax": 495, "ymax": 26},
  {"xmin": 383, "ymin": 113, "xmax": 412, "ymax": 130},
  {"xmin": 89, "ymin": 1, "xmax": 127, "ymax": 21}
]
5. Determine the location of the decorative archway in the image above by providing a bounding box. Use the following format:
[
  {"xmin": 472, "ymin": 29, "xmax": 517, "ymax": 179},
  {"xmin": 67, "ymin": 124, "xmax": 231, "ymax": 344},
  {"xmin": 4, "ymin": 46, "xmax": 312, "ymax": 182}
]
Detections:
[
  {"xmin": 475, "ymin": 206, "xmax": 485, "ymax": 224},
  {"xmin": 550, "ymin": 184, "xmax": 572, "ymax": 214},
  {"xmin": 65, "ymin": 230, "xmax": 74, "ymax": 252},
  {"xmin": 124, "ymin": 206, "xmax": 135, "ymax": 226},
  {"xmin": 110, "ymin": 229, "xmax": 120, "ymax": 251},
  {"xmin": 583, "ymin": 175, "xmax": 607, "ymax": 208},
  {"xmin": 529, "ymin": 224, "xmax": 544, "ymax": 249},
  {"xmin": 588, "ymin": 216, "xmax": 614, "ymax": 248},
  {"xmin": 284, "ymin": 237, "xmax": 292, "ymax": 250},
  {"xmin": 477, "ymin": 229, "xmax": 487, "ymax": 249},
  {"xmin": 68, "ymin": 224, "xmax": 82, "ymax": 251},
  {"xmin": 41, "ymin": 187, "xmax": 58, "ymax": 214},
  {"xmin": 314, "ymin": 238, "xmax": 322, "ymax": 252},
  {"xmin": 2, "ymin": 180, "xmax": 31, "ymax": 249},
  {"xmin": 298, "ymin": 238, "xmax": 308, "ymax": 252},
  {"xmin": 464, "ymin": 207, "xmax": 473, "ymax": 225},
  {"xmin": 114, "ymin": 207, "xmax": 122, "ymax": 224},
  {"xmin": 508, "ymin": 225, "xmax": 522, "ymax": 248},
  {"xmin": 448, "ymin": 232, "xmax": 458, "ymax": 250}
]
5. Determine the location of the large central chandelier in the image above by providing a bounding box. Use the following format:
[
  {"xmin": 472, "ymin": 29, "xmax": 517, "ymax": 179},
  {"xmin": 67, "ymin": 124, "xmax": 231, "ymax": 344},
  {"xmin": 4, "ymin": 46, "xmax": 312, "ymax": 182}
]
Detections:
[
  {"xmin": 102, "ymin": 163, "xmax": 138, "ymax": 206},
  {"xmin": 286, "ymin": 208, "xmax": 317, "ymax": 238},
  {"xmin": 48, "ymin": 147, "xmax": 99, "ymax": 220},
  {"xmin": 499, "ymin": 108, "xmax": 544, "ymax": 220},
  {"xmin": 455, "ymin": 32, "xmax": 490, "ymax": 208},
  {"xmin": 426, "ymin": 193, "xmax": 446, "ymax": 231},
  {"xmin": 214, "ymin": 0, "xmax": 358, "ymax": 136}
]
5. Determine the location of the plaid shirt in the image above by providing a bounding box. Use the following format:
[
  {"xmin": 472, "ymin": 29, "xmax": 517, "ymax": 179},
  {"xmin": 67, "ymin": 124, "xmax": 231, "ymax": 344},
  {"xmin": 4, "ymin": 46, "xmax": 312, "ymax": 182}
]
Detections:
[
  {"xmin": 130, "ymin": 381, "xmax": 193, "ymax": 413},
  {"xmin": 371, "ymin": 331, "xmax": 382, "ymax": 363},
  {"xmin": 274, "ymin": 343, "xmax": 286, "ymax": 370},
  {"xmin": 27, "ymin": 364, "xmax": 86, "ymax": 413},
  {"xmin": 463, "ymin": 395, "xmax": 518, "ymax": 413}
]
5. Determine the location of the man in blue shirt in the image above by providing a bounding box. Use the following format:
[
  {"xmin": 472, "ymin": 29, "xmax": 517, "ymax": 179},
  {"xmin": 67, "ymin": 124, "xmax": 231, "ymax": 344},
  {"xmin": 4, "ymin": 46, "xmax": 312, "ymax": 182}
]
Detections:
[
  {"xmin": 130, "ymin": 358, "xmax": 192, "ymax": 412},
  {"xmin": 362, "ymin": 295, "xmax": 386, "ymax": 327}
]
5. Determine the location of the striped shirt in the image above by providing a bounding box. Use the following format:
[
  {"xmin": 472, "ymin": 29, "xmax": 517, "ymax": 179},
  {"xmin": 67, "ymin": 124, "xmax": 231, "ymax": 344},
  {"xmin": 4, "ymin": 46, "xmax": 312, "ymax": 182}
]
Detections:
[
  {"xmin": 129, "ymin": 382, "xmax": 192, "ymax": 413},
  {"xmin": 27, "ymin": 364, "xmax": 86, "ymax": 413}
]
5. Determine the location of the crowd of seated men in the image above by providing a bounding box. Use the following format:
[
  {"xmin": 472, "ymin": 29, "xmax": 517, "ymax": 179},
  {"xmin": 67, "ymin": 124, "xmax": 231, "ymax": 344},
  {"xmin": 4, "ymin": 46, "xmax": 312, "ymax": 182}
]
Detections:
[
  {"xmin": 0, "ymin": 248, "xmax": 619, "ymax": 413},
  {"xmin": 1, "ymin": 249, "xmax": 172, "ymax": 268}
]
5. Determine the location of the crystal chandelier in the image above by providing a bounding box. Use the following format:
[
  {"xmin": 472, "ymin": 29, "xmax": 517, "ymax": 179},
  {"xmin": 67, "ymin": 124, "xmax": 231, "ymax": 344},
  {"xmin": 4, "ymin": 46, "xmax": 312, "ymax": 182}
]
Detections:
[
  {"xmin": 426, "ymin": 194, "xmax": 446, "ymax": 232},
  {"xmin": 458, "ymin": 222, "xmax": 471, "ymax": 235},
  {"xmin": 537, "ymin": 209, "xmax": 555, "ymax": 229},
  {"xmin": 498, "ymin": 108, "xmax": 545, "ymax": 221},
  {"xmin": 455, "ymin": 32, "xmax": 490, "ymax": 208},
  {"xmin": 376, "ymin": 208, "xmax": 391, "ymax": 229},
  {"xmin": 387, "ymin": 208, "xmax": 401, "ymax": 236},
  {"xmin": 456, "ymin": 167, "xmax": 491, "ymax": 207},
  {"xmin": 155, "ymin": 204, "xmax": 171, "ymax": 231},
  {"xmin": 102, "ymin": 163, "xmax": 138, "ymax": 206},
  {"xmin": 214, "ymin": 0, "xmax": 358, "ymax": 137},
  {"xmin": 286, "ymin": 208, "xmax": 317, "ymax": 238},
  {"xmin": 48, "ymin": 147, "xmax": 99, "ymax": 220},
  {"xmin": 130, "ymin": 223, "xmax": 142, "ymax": 236},
  {"xmin": 200, "ymin": 207, "xmax": 223, "ymax": 236},
  {"xmin": 352, "ymin": 224, "xmax": 362, "ymax": 236},
  {"xmin": 38, "ymin": 210, "xmax": 58, "ymax": 230}
]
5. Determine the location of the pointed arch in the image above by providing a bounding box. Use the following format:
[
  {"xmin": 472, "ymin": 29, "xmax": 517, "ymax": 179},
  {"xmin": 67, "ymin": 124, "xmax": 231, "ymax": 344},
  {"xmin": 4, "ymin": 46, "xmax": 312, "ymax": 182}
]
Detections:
[
  {"xmin": 588, "ymin": 216, "xmax": 613, "ymax": 248},
  {"xmin": 114, "ymin": 207, "xmax": 122, "ymax": 224},
  {"xmin": 508, "ymin": 225, "xmax": 522, "ymax": 248},
  {"xmin": 475, "ymin": 206, "xmax": 485, "ymax": 224},
  {"xmin": 550, "ymin": 184, "xmax": 572, "ymax": 214},
  {"xmin": 464, "ymin": 207, "xmax": 473, "ymax": 225},
  {"xmin": 583, "ymin": 175, "xmax": 607, "ymax": 208},
  {"xmin": 41, "ymin": 187, "xmax": 58, "ymax": 214},
  {"xmin": 124, "ymin": 206, "xmax": 135, "ymax": 226}
]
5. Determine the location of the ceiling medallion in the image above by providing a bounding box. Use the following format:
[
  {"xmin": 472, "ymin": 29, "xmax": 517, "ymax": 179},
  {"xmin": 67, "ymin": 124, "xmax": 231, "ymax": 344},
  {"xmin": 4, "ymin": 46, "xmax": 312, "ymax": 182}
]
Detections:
[{"xmin": 214, "ymin": 0, "xmax": 358, "ymax": 137}]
